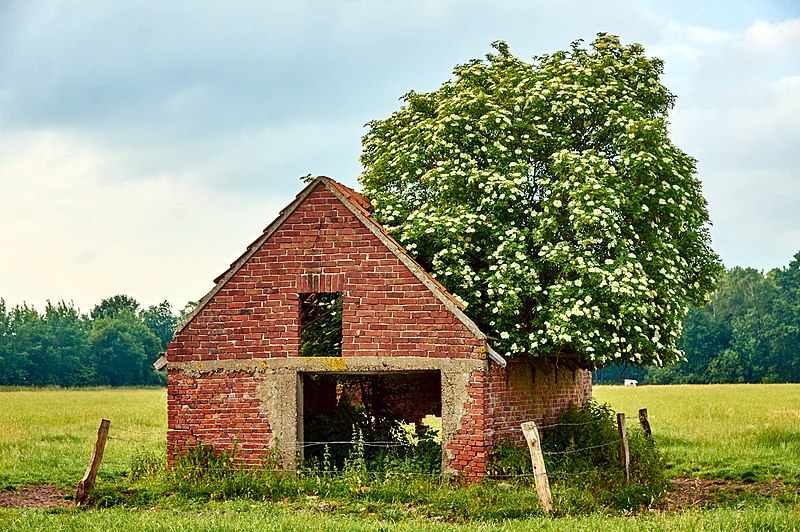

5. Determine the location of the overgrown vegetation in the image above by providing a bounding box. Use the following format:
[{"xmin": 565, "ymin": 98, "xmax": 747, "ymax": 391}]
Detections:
[
  {"xmin": 487, "ymin": 401, "xmax": 668, "ymax": 512},
  {"xmin": 302, "ymin": 378, "xmax": 442, "ymax": 472},
  {"xmin": 303, "ymin": 390, "xmax": 404, "ymax": 468},
  {"xmin": 73, "ymin": 399, "xmax": 669, "ymax": 519},
  {"xmin": 90, "ymin": 409, "xmax": 662, "ymax": 519}
]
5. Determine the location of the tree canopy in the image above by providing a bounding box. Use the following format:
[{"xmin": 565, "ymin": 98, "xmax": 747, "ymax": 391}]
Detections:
[{"xmin": 359, "ymin": 35, "xmax": 722, "ymax": 369}]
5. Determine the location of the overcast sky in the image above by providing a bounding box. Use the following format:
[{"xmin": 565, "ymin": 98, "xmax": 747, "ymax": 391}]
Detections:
[{"xmin": 1, "ymin": 0, "xmax": 798, "ymax": 313}]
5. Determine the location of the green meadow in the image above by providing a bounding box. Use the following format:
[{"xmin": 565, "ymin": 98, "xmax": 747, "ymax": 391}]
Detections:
[
  {"xmin": 0, "ymin": 387, "xmax": 166, "ymax": 487},
  {"xmin": 594, "ymin": 384, "xmax": 800, "ymax": 484},
  {"xmin": 1, "ymin": 385, "xmax": 799, "ymax": 530}
]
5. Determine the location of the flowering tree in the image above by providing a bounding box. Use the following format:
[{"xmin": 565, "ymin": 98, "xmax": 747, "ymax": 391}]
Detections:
[{"xmin": 359, "ymin": 35, "xmax": 722, "ymax": 369}]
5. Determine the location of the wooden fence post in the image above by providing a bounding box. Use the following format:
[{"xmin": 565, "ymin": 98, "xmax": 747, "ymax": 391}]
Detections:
[
  {"xmin": 75, "ymin": 419, "xmax": 111, "ymax": 506},
  {"xmin": 616, "ymin": 413, "xmax": 630, "ymax": 484},
  {"xmin": 638, "ymin": 408, "xmax": 652, "ymax": 438},
  {"xmin": 521, "ymin": 421, "xmax": 552, "ymax": 514}
]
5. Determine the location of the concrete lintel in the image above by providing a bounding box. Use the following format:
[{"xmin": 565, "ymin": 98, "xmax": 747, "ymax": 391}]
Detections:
[{"xmin": 168, "ymin": 356, "xmax": 486, "ymax": 376}]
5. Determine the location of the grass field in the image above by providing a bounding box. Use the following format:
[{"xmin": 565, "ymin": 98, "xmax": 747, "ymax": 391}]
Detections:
[
  {"xmin": 1, "ymin": 385, "xmax": 799, "ymax": 530},
  {"xmin": 0, "ymin": 387, "xmax": 166, "ymax": 488},
  {"xmin": 2, "ymin": 502, "xmax": 799, "ymax": 531},
  {"xmin": 594, "ymin": 384, "xmax": 800, "ymax": 484}
]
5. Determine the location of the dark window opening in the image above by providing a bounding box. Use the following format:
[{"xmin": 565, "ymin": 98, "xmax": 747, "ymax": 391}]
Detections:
[{"xmin": 299, "ymin": 292, "xmax": 343, "ymax": 357}]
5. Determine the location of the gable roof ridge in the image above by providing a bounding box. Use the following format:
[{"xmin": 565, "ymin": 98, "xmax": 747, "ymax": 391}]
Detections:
[
  {"xmin": 324, "ymin": 178, "xmax": 373, "ymax": 214},
  {"xmin": 174, "ymin": 176, "xmax": 486, "ymax": 344}
]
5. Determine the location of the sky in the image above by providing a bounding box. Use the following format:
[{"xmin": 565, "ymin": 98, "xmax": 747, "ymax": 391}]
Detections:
[{"xmin": 1, "ymin": 0, "xmax": 798, "ymax": 313}]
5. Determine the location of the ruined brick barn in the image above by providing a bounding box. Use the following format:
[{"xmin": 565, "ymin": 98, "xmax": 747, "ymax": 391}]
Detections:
[{"xmin": 163, "ymin": 176, "xmax": 591, "ymax": 478}]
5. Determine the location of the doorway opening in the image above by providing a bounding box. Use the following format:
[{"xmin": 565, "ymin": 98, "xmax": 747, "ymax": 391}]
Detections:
[{"xmin": 300, "ymin": 371, "xmax": 442, "ymax": 470}]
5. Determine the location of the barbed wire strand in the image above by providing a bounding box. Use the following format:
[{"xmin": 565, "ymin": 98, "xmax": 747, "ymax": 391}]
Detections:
[
  {"xmin": 543, "ymin": 439, "xmax": 620, "ymax": 456},
  {"xmin": 110, "ymin": 418, "xmax": 610, "ymax": 438},
  {"xmin": 108, "ymin": 427, "xmax": 622, "ymax": 457},
  {"xmin": 103, "ymin": 463, "xmax": 618, "ymax": 480}
]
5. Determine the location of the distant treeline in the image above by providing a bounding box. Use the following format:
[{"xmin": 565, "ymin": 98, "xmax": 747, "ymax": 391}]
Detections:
[
  {"xmin": 0, "ymin": 295, "xmax": 194, "ymax": 387},
  {"xmin": 597, "ymin": 252, "xmax": 800, "ymax": 384},
  {"xmin": 3, "ymin": 252, "xmax": 800, "ymax": 387}
]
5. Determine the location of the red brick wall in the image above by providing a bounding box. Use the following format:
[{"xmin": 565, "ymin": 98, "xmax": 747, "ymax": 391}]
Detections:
[
  {"xmin": 448, "ymin": 369, "xmax": 493, "ymax": 479},
  {"xmin": 167, "ymin": 369, "xmax": 271, "ymax": 467},
  {"xmin": 486, "ymin": 358, "xmax": 593, "ymax": 444}
]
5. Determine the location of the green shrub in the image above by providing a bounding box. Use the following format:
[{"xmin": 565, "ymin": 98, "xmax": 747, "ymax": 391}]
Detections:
[
  {"xmin": 371, "ymin": 425, "xmax": 442, "ymax": 475},
  {"xmin": 486, "ymin": 400, "xmax": 669, "ymax": 513},
  {"xmin": 302, "ymin": 398, "xmax": 402, "ymax": 467},
  {"xmin": 167, "ymin": 444, "xmax": 296, "ymax": 502},
  {"xmin": 542, "ymin": 400, "xmax": 620, "ymax": 472},
  {"xmin": 486, "ymin": 438, "xmax": 532, "ymax": 477},
  {"xmin": 301, "ymin": 417, "xmax": 442, "ymax": 477},
  {"xmin": 172, "ymin": 443, "xmax": 235, "ymax": 483}
]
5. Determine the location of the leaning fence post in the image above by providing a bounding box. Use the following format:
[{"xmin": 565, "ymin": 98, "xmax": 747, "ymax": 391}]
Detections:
[
  {"xmin": 638, "ymin": 408, "xmax": 652, "ymax": 438},
  {"xmin": 75, "ymin": 418, "xmax": 111, "ymax": 506},
  {"xmin": 521, "ymin": 421, "xmax": 552, "ymax": 514},
  {"xmin": 616, "ymin": 413, "xmax": 630, "ymax": 484}
]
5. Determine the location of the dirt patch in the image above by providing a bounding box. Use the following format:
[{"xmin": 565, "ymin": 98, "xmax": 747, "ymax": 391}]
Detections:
[
  {"xmin": 658, "ymin": 477, "xmax": 788, "ymax": 511},
  {"xmin": 0, "ymin": 484, "xmax": 72, "ymax": 508}
]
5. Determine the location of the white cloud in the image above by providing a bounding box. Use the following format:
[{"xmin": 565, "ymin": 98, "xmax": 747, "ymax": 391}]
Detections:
[
  {"xmin": 744, "ymin": 18, "xmax": 800, "ymax": 52},
  {"xmin": 0, "ymin": 1, "xmax": 798, "ymax": 310},
  {"xmin": 0, "ymin": 130, "xmax": 285, "ymax": 311},
  {"xmin": 667, "ymin": 18, "xmax": 800, "ymax": 271}
]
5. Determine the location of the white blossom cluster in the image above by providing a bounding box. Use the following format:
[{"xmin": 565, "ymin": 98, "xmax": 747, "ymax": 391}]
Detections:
[{"xmin": 359, "ymin": 35, "xmax": 722, "ymax": 369}]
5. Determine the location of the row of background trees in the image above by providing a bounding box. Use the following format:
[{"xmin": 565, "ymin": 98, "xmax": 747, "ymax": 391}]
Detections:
[
  {"xmin": 0, "ymin": 252, "xmax": 798, "ymax": 387},
  {"xmin": 596, "ymin": 252, "xmax": 800, "ymax": 384},
  {"xmin": 0, "ymin": 295, "xmax": 193, "ymax": 387}
]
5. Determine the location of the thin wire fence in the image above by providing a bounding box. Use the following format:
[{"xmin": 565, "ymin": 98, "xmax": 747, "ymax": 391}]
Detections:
[
  {"xmin": 112, "ymin": 426, "xmax": 165, "ymax": 437},
  {"xmin": 101, "ymin": 421, "xmax": 625, "ymax": 480},
  {"xmin": 100, "ymin": 424, "xmax": 167, "ymax": 470}
]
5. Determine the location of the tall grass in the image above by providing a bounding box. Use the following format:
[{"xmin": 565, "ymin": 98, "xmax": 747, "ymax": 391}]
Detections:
[{"xmin": 594, "ymin": 384, "xmax": 800, "ymax": 483}]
